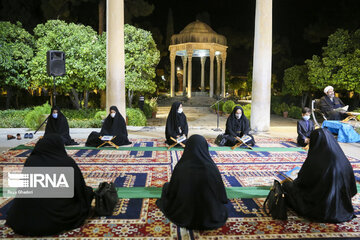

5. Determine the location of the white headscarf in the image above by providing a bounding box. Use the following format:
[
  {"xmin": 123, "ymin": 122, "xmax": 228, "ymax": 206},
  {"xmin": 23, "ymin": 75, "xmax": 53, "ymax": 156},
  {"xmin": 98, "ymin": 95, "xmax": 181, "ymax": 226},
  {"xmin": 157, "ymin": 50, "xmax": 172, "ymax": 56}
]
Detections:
[{"xmin": 324, "ymin": 86, "xmax": 334, "ymax": 94}]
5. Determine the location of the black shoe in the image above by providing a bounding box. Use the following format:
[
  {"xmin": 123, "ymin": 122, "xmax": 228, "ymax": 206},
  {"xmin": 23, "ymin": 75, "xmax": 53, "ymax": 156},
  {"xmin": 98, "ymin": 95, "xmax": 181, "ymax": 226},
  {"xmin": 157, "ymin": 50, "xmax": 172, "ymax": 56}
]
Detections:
[
  {"xmin": 29, "ymin": 133, "xmax": 33, "ymax": 139},
  {"xmin": 24, "ymin": 133, "xmax": 29, "ymax": 139}
]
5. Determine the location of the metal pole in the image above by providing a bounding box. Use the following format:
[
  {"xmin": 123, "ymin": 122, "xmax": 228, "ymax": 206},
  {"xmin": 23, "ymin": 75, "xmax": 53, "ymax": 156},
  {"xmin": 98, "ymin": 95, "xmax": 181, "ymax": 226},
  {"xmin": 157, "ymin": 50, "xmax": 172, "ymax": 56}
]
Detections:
[
  {"xmin": 53, "ymin": 76, "xmax": 56, "ymax": 106},
  {"xmin": 212, "ymin": 101, "xmax": 222, "ymax": 131}
]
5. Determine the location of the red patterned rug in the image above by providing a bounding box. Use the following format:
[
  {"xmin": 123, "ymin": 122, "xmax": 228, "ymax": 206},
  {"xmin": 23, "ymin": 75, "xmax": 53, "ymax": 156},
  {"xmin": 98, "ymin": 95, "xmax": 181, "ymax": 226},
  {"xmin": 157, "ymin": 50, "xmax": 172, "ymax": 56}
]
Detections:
[{"xmin": 0, "ymin": 137, "xmax": 359, "ymax": 239}]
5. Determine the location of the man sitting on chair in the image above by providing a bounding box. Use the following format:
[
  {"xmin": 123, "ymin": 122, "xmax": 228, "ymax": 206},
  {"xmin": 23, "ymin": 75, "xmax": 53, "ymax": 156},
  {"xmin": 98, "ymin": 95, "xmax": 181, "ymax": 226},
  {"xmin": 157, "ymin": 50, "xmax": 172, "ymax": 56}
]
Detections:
[{"xmin": 320, "ymin": 86, "xmax": 348, "ymax": 120}]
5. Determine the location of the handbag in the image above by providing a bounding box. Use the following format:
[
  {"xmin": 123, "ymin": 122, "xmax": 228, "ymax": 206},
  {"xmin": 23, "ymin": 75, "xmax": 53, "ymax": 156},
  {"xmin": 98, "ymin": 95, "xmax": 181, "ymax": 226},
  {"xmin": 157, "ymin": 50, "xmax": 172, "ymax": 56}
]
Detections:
[
  {"xmin": 94, "ymin": 182, "xmax": 118, "ymax": 216},
  {"xmin": 215, "ymin": 134, "xmax": 228, "ymax": 146},
  {"xmin": 263, "ymin": 180, "xmax": 287, "ymax": 220}
]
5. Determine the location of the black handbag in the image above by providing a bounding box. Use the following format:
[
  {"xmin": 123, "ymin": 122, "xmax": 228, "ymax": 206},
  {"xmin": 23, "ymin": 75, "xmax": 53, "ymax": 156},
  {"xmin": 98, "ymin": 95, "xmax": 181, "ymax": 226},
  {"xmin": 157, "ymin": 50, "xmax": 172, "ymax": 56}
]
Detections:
[
  {"xmin": 215, "ymin": 134, "xmax": 228, "ymax": 146},
  {"xmin": 263, "ymin": 180, "xmax": 287, "ymax": 220},
  {"xmin": 94, "ymin": 182, "xmax": 118, "ymax": 216}
]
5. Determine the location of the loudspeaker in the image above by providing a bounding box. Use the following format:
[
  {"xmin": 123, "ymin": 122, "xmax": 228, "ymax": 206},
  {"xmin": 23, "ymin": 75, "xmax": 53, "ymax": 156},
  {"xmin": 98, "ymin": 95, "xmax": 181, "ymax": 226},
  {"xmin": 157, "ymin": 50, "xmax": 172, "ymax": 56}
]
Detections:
[{"xmin": 46, "ymin": 50, "xmax": 66, "ymax": 76}]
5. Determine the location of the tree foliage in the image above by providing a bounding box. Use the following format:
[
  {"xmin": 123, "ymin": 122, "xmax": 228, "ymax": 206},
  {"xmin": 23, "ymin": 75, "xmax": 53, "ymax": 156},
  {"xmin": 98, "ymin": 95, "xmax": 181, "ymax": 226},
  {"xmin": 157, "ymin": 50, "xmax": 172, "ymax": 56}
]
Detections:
[
  {"xmin": 0, "ymin": 21, "xmax": 34, "ymax": 89},
  {"xmin": 124, "ymin": 24, "xmax": 160, "ymax": 94},
  {"xmin": 306, "ymin": 28, "xmax": 360, "ymax": 94},
  {"xmin": 283, "ymin": 65, "xmax": 310, "ymax": 96}
]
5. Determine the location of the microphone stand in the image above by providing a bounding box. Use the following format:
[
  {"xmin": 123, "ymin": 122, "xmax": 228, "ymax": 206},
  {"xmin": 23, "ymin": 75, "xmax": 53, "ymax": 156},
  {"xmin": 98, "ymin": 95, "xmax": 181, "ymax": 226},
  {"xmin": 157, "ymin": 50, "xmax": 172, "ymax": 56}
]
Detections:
[
  {"xmin": 210, "ymin": 96, "xmax": 228, "ymax": 132},
  {"xmin": 34, "ymin": 115, "xmax": 49, "ymax": 135}
]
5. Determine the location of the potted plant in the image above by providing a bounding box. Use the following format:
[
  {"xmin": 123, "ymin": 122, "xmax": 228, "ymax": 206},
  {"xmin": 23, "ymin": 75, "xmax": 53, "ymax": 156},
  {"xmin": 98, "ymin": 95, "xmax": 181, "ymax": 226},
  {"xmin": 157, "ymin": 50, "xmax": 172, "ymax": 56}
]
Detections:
[
  {"xmin": 149, "ymin": 97, "xmax": 158, "ymax": 118},
  {"xmin": 280, "ymin": 102, "xmax": 290, "ymax": 118}
]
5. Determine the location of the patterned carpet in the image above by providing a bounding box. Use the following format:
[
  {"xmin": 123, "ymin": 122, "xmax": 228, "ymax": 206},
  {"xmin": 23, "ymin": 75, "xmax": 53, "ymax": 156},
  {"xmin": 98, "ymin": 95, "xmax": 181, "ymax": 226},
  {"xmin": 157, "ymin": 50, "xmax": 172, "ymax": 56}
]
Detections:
[{"xmin": 0, "ymin": 137, "xmax": 360, "ymax": 239}]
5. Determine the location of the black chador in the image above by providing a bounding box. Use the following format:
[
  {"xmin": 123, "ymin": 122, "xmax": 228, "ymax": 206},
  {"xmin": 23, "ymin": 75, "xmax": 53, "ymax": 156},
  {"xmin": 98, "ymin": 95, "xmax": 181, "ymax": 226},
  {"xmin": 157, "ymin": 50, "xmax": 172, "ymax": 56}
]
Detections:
[
  {"xmin": 156, "ymin": 135, "xmax": 228, "ymax": 230},
  {"xmin": 44, "ymin": 106, "xmax": 78, "ymax": 145},
  {"xmin": 86, "ymin": 106, "xmax": 131, "ymax": 147},
  {"xmin": 225, "ymin": 106, "xmax": 255, "ymax": 146},
  {"xmin": 165, "ymin": 102, "xmax": 188, "ymax": 145},
  {"xmin": 283, "ymin": 128, "xmax": 357, "ymax": 223},
  {"xmin": 6, "ymin": 134, "xmax": 94, "ymax": 236}
]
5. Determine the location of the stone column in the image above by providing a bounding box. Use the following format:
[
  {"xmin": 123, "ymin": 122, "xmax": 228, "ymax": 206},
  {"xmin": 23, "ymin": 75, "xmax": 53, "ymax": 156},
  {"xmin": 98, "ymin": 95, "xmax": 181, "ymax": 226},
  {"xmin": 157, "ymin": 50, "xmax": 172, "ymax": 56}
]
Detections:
[
  {"xmin": 209, "ymin": 49, "xmax": 215, "ymax": 98},
  {"xmin": 170, "ymin": 52, "xmax": 176, "ymax": 97},
  {"xmin": 216, "ymin": 55, "xmax": 221, "ymax": 96},
  {"xmin": 187, "ymin": 51, "xmax": 193, "ymax": 98},
  {"xmin": 181, "ymin": 55, "xmax": 187, "ymax": 96},
  {"xmin": 251, "ymin": 0, "xmax": 272, "ymax": 132},
  {"xmin": 221, "ymin": 53, "xmax": 227, "ymax": 97},
  {"xmin": 106, "ymin": 0, "xmax": 126, "ymax": 116},
  {"xmin": 200, "ymin": 56, "xmax": 206, "ymax": 92}
]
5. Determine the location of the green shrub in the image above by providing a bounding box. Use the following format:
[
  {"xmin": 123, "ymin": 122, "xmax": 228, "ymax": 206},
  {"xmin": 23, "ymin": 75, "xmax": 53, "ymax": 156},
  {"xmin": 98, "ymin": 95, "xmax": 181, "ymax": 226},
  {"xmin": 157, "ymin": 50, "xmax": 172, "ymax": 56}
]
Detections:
[
  {"xmin": 62, "ymin": 109, "xmax": 98, "ymax": 119},
  {"xmin": 94, "ymin": 110, "xmax": 107, "ymax": 120},
  {"xmin": 148, "ymin": 97, "xmax": 158, "ymax": 112},
  {"xmin": 68, "ymin": 119, "xmax": 102, "ymax": 128},
  {"xmin": 126, "ymin": 108, "xmax": 147, "ymax": 126},
  {"xmin": 288, "ymin": 105, "xmax": 302, "ymax": 119},
  {"xmin": 0, "ymin": 109, "xmax": 31, "ymax": 128},
  {"xmin": 24, "ymin": 103, "xmax": 52, "ymax": 130},
  {"xmin": 142, "ymin": 102, "xmax": 153, "ymax": 119},
  {"xmin": 222, "ymin": 100, "xmax": 235, "ymax": 114}
]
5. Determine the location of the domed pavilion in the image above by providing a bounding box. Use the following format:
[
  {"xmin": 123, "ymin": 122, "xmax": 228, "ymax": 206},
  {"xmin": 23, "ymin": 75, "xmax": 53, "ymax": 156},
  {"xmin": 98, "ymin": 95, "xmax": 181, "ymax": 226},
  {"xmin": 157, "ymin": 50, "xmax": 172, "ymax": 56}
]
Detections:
[{"xmin": 169, "ymin": 20, "xmax": 228, "ymax": 98}]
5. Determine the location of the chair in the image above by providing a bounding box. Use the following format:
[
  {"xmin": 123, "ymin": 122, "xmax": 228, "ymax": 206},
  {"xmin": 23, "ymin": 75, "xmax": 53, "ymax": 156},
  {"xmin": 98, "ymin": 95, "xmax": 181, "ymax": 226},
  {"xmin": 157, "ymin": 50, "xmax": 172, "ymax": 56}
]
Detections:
[{"xmin": 311, "ymin": 99, "xmax": 327, "ymax": 127}]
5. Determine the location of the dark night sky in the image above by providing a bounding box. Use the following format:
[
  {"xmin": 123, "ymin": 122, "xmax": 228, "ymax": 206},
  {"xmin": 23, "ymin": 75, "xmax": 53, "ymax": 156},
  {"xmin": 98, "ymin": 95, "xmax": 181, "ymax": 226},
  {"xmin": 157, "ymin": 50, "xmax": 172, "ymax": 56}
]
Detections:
[{"xmin": 1, "ymin": 0, "xmax": 360, "ymax": 80}]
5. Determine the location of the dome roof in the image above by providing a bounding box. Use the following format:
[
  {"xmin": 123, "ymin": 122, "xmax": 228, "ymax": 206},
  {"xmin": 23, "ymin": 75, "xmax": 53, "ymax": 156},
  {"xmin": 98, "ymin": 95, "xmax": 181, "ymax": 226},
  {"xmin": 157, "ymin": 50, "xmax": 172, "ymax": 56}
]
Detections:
[{"xmin": 171, "ymin": 20, "xmax": 227, "ymax": 45}]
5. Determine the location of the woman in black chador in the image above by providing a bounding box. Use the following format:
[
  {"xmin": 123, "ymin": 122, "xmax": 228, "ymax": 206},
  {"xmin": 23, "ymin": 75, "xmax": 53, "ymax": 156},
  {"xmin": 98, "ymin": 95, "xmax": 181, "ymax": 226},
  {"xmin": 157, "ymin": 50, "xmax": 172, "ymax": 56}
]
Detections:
[
  {"xmin": 86, "ymin": 106, "xmax": 131, "ymax": 147},
  {"xmin": 224, "ymin": 106, "xmax": 255, "ymax": 146},
  {"xmin": 45, "ymin": 106, "xmax": 78, "ymax": 145},
  {"xmin": 156, "ymin": 135, "xmax": 228, "ymax": 230},
  {"xmin": 6, "ymin": 134, "xmax": 94, "ymax": 236},
  {"xmin": 165, "ymin": 102, "xmax": 188, "ymax": 146},
  {"xmin": 283, "ymin": 128, "xmax": 357, "ymax": 223}
]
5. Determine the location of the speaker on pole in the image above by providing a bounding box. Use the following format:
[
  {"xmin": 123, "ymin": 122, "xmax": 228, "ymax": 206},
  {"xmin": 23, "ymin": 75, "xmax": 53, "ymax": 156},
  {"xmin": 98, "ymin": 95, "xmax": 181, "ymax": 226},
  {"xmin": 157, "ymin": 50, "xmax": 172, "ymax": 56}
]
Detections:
[{"xmin": 46, "ymin": 50, "xmax": 66, "ymax": 76}]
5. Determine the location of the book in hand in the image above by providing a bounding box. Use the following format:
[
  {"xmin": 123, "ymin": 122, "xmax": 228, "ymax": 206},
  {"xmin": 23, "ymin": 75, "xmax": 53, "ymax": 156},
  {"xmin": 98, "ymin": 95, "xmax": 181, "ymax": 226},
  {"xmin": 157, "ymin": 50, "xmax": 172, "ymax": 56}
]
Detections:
[
  {"xmin": 335, "ymin": 105, "xmax": 349, "ymax": 112},
  {"xmin": 101, "ymin": 135, "xmax": 113, "ymax": 141}
]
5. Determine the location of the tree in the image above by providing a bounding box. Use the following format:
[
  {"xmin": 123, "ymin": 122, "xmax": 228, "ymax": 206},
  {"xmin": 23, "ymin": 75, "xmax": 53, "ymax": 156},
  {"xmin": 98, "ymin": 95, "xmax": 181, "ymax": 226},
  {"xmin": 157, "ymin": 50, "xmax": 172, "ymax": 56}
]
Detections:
[
  {"xmin": 124, "ymin": 24, "xmax": 160, "ymax": 107},
  {"xmin": 282, "ymin": 65, "xmax": 311, "ymax": 107},
  {"xmin": 29, "ymin": 20, "xmax": 106, "ymax": 109},
  {"xmin": 306, "ymin": 28, "xmax": 360, "ymax": 105},
  {"xmin": 0, "ymin": 21, "xmax": 34, "ymax": 108}
]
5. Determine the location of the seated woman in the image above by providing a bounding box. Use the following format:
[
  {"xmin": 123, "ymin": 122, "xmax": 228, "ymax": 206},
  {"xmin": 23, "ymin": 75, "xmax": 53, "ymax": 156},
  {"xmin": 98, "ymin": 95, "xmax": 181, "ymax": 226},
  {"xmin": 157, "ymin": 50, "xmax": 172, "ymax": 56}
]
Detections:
[
  {"xmin": 45, "ymin": 106, "xmax": 78, "ymax": 145},
  {"xmin": 165, "ymin": 102, "xmax": 188, "ymax": 146},
  {"xmin": 86, "ymin": 106, "xmax": 131, "ymax": 147},
  {"xmin": 283, "ymin": 128, "xmax": 357, "ymax": 223},
  {"xmin": 224, "ymin": 106, "xmax": 255, "ymax": 147},
  {"xmin": 6, "ymin": 134, "xmax": 94, "ymax": 236},
  {"xmin": 156, "ymin": 135, "xmax": 228, "ymax": 230}
]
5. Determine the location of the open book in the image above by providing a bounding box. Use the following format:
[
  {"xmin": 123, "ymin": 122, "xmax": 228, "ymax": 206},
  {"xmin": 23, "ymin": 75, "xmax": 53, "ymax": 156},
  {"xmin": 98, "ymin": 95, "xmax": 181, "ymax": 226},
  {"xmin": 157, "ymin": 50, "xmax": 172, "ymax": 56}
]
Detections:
[
  {"xmin": 101, "ymin": 135, "xmax": 113, "ymax": 141},
  {"xmin": 334, "ymin": 105, "xmax": 349, "ymax": 112}
]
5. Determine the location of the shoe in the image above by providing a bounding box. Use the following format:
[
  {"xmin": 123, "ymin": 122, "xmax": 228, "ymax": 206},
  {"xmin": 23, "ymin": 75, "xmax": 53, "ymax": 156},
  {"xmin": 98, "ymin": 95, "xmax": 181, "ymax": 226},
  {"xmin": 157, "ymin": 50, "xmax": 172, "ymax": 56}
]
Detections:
[
  {"xmin": 29, "ymin": 133, "xmax": 33, "ymax": 139},
  {"xmin": 16, "ymin": 133, "xmax": 21, "ymax": 140},
  {"xmin": 7, "ymin": 135, "xmax": 15, "ymax": 140},
  {"xmin": 24, "ymin": 133, "xmax": 29, "ymax": 139}
]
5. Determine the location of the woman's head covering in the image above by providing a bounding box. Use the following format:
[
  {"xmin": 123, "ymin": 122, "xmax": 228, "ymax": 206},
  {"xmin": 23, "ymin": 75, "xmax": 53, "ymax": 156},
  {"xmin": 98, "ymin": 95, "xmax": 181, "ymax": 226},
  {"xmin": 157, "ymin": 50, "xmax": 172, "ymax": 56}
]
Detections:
[
  {"xmin": 293, "ymin": 128, "xmax": 357, "ymax": 222},
  {"xmin": 157, "ymin": 134, "xmax": 228, "ymax": 230},
  {"xmin": 165, "ymin": 102, "xmax": 188, "ymax": 142},
  {"xmin": 45, "ymin": 106, "xmax": 73, "ymax": 145},
  {"xmin": 225, "ymin": 106, "xmax": 250, "ymax": 136},
  {"xmin": 100, "ymin": 106, "xmax": 131, "ymax": 145}
]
